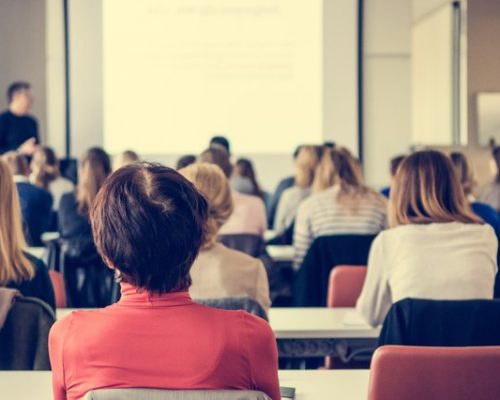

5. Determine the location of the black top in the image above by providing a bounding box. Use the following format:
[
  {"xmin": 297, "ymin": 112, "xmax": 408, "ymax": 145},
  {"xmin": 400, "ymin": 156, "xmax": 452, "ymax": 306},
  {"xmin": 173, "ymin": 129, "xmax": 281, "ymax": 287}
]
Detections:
[
  {"xmin": 58, "ymin": 192, "xmax": 92, "ymax": 239},
  {"xmin": 6, "ymin": 252, "xmax": 55, "ymax": 310},
  {"xmin": 0, "ymin": 110, "xmax": 39, "ymax": 154}
]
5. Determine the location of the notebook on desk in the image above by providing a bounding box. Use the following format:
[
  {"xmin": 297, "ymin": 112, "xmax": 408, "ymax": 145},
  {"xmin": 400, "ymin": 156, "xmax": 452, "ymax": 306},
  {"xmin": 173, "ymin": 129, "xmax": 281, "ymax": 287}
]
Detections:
[{"xmin": 280, "ymin": 386, "xmax": 296, "ymax": 399}]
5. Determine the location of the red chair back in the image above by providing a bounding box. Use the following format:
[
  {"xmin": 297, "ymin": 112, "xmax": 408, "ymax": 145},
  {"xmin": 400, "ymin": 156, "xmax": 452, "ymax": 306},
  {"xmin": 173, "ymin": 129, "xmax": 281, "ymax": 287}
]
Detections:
[
  {"xmin": 368, "ymin": 345, "xmax": 500, "ymax": 400},
  {"xmin": 327, "ymin": 266, "xmax": 367, "ymax": 307},
  {"xmin": 49, "ymin": 270, "xmax": 67, "ymax": 308}
]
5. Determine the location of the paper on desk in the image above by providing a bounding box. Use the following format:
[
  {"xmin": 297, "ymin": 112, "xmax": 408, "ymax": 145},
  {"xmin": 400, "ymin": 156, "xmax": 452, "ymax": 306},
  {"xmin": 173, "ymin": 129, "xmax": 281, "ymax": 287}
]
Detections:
[{"xmin": 342, "ymin": 310, "xmax": 370, "ymax": 327}]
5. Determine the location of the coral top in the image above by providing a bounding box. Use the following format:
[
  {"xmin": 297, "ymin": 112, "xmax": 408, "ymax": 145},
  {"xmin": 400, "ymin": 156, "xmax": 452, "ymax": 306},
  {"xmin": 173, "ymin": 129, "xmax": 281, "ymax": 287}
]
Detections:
[{"xmin": 49, "ymin": 283, "xmax": 280, "ymax": 400}]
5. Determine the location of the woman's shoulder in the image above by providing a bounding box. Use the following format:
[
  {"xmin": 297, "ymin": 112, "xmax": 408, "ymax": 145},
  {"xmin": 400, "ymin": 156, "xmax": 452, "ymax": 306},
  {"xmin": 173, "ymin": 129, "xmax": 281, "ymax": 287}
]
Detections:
[{"xmin": 208, "ymin": 243, "xmax": 262, "ymax": 267}]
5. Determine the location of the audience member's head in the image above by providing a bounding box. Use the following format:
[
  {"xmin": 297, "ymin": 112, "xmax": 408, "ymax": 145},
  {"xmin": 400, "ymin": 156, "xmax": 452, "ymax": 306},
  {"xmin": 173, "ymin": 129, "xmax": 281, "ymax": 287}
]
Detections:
[
  {"xmin": 295, "ymin": 145, "xmax": 324, "ymax": 188},
  {"xmin": 91, "ymin": 162, "xmax": 208, "ymax": 293},
  {"xmin": 7, "ymin": 81, "xmax": 33, "ymax": 115},
  {"xmin": 30, "ymin": 146, "xmax": 60, "ymax": 190},
  {"xmin": 114, "ymin": 150, "xmax": 140, "ymax": 170},
  {"xmin": 232, "ymin": 158, "xmax": 262, "ymax": 197},
  {"xmin": 209, "ymin": 136, "xmax": 230, "ymax": 154},
  {"xmin": 180, "ymin": 163, "xmax": 233, "ymax": 248},
  {"xmin": 198, "ymin": 147, "xmax": 233, "ymax": 178},
  {"xmin": 77, "ymin": 147, "xmax": 112, "ymax": 215},
  {"xmin": 2, "ymin": 151, "xmax": 29, "ymax": 176},
  {"xmin": 491, "ymin": 146, "xmax": 500, "ymax": 183},
  {"xmin": 390, "ymin": 150, "xmax": 481, "ymax": 227},
  {"xmin": 0, "ymin": 159, "xmax": 34, "ymax": 285},
  {"xmin": 450, "ymin": 152, "xmax": 475, "ymax": 197},
  {"xmin": 176, "ymin": 154, "xmax": 196, "ymax": 170},
  {"xmin": 389, "ymin": 155, "xmax": 406, "ymax": 178}
]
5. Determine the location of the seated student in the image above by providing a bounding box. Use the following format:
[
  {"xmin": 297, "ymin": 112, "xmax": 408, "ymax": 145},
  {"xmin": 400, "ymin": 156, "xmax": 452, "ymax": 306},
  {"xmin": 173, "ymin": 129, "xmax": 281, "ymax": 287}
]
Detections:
[
  {"xmin": 0, "ymin": 159, "xmax": 55, "ymax": 309},
  {"xmin": 380, "ymin": 155, "xmax": 405, "ymax": 198},
  {"xmin": 30, "ymin": 146, "xmax": 74, "ymax": 211},
  {"xmin": 113, "ymin": 149, "xmax": 140, "ymax": 170},
  {"xmin": 479, "ymin": 145, "xmax": 500, "ymax": 211},
  {"xmin": 293, "ymin": 147, "xmax": 387, "ymax": 268},
  {"xmin": 199, "ymin": 148, "xmax": 267, "ymax": 236},
  {"xmin": 49, "ymin": 162, "xmax": 280, "ymax": 400},
  {"xmin": 274, "ymin": 145, "xmax": 323, "ymax": 234},
  {"xmin": 230, "ymin": 158, "xmax": 264, "ymax": 199},
  {"xmin": 180, "ymin": 163, "xmax": 271, "ymax": 313},
  {"xmin": 209, "ymin": 135, "xmax": 231, "ymax": 155},
  {"xmin": 58, "ymin": 148, "xmax": 113, "ymax": 307},
  {"xmin": 450, "ymin": 151, "xmax": 500, "ymax": 233},
  {"xmin": 2, "ymin": 151, "xmax": 53, "ymax": 246},
  {"xmin": 356, "ymin": 150, "xmax": 497, "ymax": 327}
]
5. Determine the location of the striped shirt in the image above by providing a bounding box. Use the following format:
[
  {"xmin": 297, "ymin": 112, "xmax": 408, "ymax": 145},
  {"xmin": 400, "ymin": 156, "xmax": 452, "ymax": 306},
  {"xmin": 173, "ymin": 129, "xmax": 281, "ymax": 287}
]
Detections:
[{"xmin": 293, "ymin": 185, "xmax": 388, "ymax": 268}]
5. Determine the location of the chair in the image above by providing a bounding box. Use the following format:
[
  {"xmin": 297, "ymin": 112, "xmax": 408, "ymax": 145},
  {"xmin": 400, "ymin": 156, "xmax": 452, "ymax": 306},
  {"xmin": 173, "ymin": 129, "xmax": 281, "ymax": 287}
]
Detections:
[
  {"xmin": 327, "ymin": 265, "xmax": 367, "ymax": 307},
  {"xmin": 378, "ymin": 298, "xmax": 500, "ymax": 347},
  {"xmin": 49, "ymin": 270, "xmax": 68, "ymax": 308},
  {"xmin": 83, "ymin": 388, "xmax": 271, "ymax": 400},
  {"xmin": 195, "ymin": 297, "xmax": 268, "ymax": 321},
  {"xmin": 0, "ymin": 296, "xmax": 55, "ymax": 370},
  {"xmin": 368, "ymin": 345, "xmax": 500, "ymax": 400},
  {"xmin": 294, "ymin": 234, "xmax": 376, "ymax": 306},
  {"xmin": 218, "ymin": 234, "xmax": 264, "ymax": 257}
]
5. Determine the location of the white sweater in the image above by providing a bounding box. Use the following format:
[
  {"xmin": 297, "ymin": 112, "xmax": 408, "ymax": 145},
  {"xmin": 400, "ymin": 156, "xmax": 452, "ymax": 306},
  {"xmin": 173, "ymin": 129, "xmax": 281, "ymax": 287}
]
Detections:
[{"xmin": 356, "ymin": 222, "xmax": 498, "ymax": 327}]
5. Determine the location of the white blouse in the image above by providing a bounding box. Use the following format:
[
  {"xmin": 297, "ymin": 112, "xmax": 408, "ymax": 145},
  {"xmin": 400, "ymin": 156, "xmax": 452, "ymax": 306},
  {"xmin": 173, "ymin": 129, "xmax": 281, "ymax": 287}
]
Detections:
[{"xmin": 356, "ymin": 222, "xmax": 498, "ymax": 327}]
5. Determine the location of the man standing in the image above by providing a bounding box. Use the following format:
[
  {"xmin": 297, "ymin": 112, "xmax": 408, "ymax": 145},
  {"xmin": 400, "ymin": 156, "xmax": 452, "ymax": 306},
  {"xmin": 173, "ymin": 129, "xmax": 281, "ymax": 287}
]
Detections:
[{"xmin": 0, "ymin": 81, "xmax": 39, "ymax": 155}]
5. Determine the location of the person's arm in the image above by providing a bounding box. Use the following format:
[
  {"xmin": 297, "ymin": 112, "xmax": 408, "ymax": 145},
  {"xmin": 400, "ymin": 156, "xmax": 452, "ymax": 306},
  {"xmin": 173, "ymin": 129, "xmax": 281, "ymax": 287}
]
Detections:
[
  {"xmin": 356, "ymin": 234, "xmax": 392, "ymax": 327},
  {"xmin": 293, "ymin": 202, "xmax": 312, "ymax": 269},
  {"xmin": 49, "ymin": 317, "xmax": 72, "ymax": 400},
  {"xmin": 273, "ymin": 190, "xmax": 290, "ymax": 233},
  {"xmin": 243, "ymin": 314, "xmax": 280, "ymax": 400},
  {"xmin": 254, "ymin": 259, "xmax": 271, "ymax": 313}
]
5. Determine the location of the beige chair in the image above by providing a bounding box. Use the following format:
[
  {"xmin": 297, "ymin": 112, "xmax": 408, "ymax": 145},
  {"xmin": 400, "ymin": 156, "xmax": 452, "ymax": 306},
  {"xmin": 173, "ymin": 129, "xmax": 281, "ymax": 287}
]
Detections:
[{"xmin": 83, "ymin": 388, "xmax": 271, "ymax": 400}]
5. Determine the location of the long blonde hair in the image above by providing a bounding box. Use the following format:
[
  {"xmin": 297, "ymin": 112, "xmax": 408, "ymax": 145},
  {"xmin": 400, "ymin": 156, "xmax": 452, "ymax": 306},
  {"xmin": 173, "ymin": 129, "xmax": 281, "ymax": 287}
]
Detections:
[
  {"xmin": 390, "ymin": 150, "xmax": 482, "ymax": 227},
  {"xmin": 77, "ymin": 148, "xmax": 112, "ymax": 216},
  {"xmin": 179, "ymin": 163, "xmax": 233, "ymax": 249},
  {"xmin": 0, "ymin": 159, "xmax": 34, "ymax": 284},
  {"xmin": 295, "ymin": 145, "xmax": 323, "ymax": 188}
]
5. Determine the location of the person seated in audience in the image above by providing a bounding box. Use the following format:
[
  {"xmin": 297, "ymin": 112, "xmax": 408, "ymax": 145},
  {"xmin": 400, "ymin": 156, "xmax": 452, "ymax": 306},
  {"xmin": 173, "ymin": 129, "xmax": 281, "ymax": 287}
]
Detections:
[
  {"xmin": 380, "ymin": 154, "xmax": 405, "ymax": 198},
  {"xmin": 209, "ymin": 135, "xmax": 231, "ymax": 155},
  {"xmin": 274, "ymin": 145, "xmax": 324, "ymax": 234},
  {"xmin": 113, "ymin": 149, "xmax": 139, "ymax": 170},
  {"xmin": 176, "ymin": 154, "xmax": 196, "ymax": 170},
  {"xmin": 293, "ymin": 147, "xmax": 387, "ymax": 268},
  {"xmin": 199, "ymin": 148, "xmax": 267, "ymax": 236},
  {"xmin": 58, "ymin": 147, "xmax": 113, "ymax": 307},
  {"xmin": 230, "ymin": 158, "xmax": 264, "ymax": 199},
  {"xmin": 356, "ymin": 150, "xmax": 497, "ymax": 327},
  {"xmin": 450, "ymin": 151, "xmax": 500, "ymax": 234},
  {"xmin": 2, "ymin": 151, "xmax": 53, "ymax": 246},
  {"xmin": 49, "ymin": 162, "xmax": 280, "ymax": 400},
  {"xmin": 0, "ymin": 159, "xmax": 55, "ymax": 309},
  {"xmin": 479, "ymin": 145, "xmax": 500, "ymax": 211},
  {"xmin": 30, "ymin": 146, "xmax": 74, "ymax": 211},
  {"xmin": 180, "ymin": 163, "xmax": 271, "ymax": 313}
]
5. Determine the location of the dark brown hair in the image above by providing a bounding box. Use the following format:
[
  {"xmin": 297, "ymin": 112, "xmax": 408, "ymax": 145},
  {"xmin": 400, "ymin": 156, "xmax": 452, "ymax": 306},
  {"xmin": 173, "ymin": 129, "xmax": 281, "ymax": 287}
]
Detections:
[
  {"xmin": 492, "ymin": 146, "xmax": 500, "ymax": 183},
  {"xmin": 390, "ymin": 155, "xmax": 406, "ymax": 177},
  {"xmin": 450, "ymin": 152, "xmax": 475, "ymax": 196},
  {"xmin": 31, "ymin": 146, "xmax": 60, "ymax": 190},
  {"xmin": 91, "ymin": 162, "xmax": 208, "ymax": 293},
  {"xmin": 233, "ymin": 158, "xmax": 263, "ymax": 198},
  {"xmin": 198, "ymin": 147, "xmax": 233, "ymax": 178}
]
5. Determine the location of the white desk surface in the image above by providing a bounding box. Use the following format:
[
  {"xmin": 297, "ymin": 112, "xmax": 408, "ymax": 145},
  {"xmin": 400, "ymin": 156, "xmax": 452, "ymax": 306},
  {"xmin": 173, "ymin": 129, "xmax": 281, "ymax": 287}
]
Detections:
[
  {"xmin": 266, "ymin": 245, "xmax": 294, "ymax": 262},
  {"xmin": 0, "ymin": 370, "xmax": 370, "ymax": 400},
  {"xmin": 56, "ymin": 307, "xmax": 379, "ymax": 339}
]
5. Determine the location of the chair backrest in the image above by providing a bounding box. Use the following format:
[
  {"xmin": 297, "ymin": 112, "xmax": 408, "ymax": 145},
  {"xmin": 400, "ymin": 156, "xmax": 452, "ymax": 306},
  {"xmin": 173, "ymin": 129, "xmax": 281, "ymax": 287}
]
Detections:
[
  {"xmin": 49, "ymin": 270, "xmax": 67, "ymax": 308},
  {"xmin": 83, "ymin": 388, "xmax": 271, "ymax": 400},
  {"xmin": 0, "ymin": 296, "xmax": 55, "ymax": 370},
  {"xmin": 368, "ymin": 345, "xmax": 500, "ymax": 400},
  {"xmin": 327, "ymin": 265, "xmax": 367, "ymax": 307},
  {"xmin": 195, "ymin": 297, "xmax": 268, "ymax": 321},
  {"xmin": 378, "ymin": 298, "xmax": 500, "ymax": 347},
  {"xmin": 218, "ymin": 234, "xmax": 264, "ymax": 257}
]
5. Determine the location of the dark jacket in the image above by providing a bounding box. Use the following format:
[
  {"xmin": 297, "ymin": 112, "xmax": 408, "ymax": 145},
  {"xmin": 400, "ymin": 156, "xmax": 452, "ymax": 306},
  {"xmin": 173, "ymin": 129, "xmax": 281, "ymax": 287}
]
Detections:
[
  {"xmin": 294, "ymin": 234, "xmax": 376, "ymax": 307},
  {"xmin": 379, "ymin": 298, "xmax": 500, "ymax": 347},
  {"xmin": 6, "ymin": 252, "xmax": 55, "ymax": 310},
  {"xmin": 0, "ymin": 110, "xmax": 39, "ymax": 154}
]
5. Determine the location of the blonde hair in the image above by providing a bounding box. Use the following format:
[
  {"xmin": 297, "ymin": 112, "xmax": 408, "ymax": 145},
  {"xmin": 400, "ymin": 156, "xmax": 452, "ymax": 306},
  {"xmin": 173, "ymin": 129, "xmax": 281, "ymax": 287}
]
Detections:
[
  {"xmin": 0, "ymin": 159, "xmax": 34, "ymax": 284},
  {"xmin": 179, "ymin": 163, "xmax": 234, "ymax": 248},
  {"xmin": 312, "ymin": 147, "xmax": 380, "ymax": 211},
  {"xmin": 449, "ymin": 152, "xmax": 475, "ymax": 196},
  {"xmin": 114, "ymin": 150, "xmax": 140, "ymax": 171},
  {"xmin": 295, "ymin": 145, "xmax": 323, "ymax": 188},
  {"xmin": 390, "ymin": 150, "xmax": 482, "ymax": 227}
]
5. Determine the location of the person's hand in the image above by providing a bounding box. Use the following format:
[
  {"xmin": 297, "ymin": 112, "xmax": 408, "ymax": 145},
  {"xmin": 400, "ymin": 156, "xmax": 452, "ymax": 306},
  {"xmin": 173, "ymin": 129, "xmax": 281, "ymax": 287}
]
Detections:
[{"xmin": 18, "ymin": 137, "xmax": 38, "ymax": 156}]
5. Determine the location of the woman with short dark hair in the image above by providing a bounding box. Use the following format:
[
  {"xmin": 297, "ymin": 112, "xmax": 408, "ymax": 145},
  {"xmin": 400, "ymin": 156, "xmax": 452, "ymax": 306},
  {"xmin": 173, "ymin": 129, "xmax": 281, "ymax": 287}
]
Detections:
[{"xmin": 49, "ymin": 162, "xmax": 280, "ymax": 400}]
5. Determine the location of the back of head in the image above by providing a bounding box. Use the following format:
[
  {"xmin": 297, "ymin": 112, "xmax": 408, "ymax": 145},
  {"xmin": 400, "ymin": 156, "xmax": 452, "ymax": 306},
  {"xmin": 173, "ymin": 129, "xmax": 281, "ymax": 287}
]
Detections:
[
  {"xmin": 0, "ymin": 160, "xmax": 34, "ymax": 285},
  {"xmin": 450, "ymin": 152, "xmax": 475, "ymax": 196},
  {"xmin": 390, "ymin": 150, "xmax": 481, "ymax": 227},
  {"xmin": 31, "ymin": 146, "xmax": 59, "ymax": 189},
  {"xmin": 179, "ymin": 163, "xmax": 233, "ymax": 248},
  {"xmin": 114, "ymin": 150, "xmax": 140, "ymax": 170},
  {"xmin": 2, "ymin": 151, "xmax": 29, "ymax": 176},
  {"xmin": 295, "ymin": 145, "xmax": 324, "ymax": 188},
  {"xmin": 209, "ymin": 136, "xmax": 230, "ymax": 154},
  {"xmin": 91, "ymin": 162, "xmax": 208, "ymax": 293},
  {"xmin": 77, "ymin": 147, "xmax": 112, "ymax": 215},
  {"xmin": 198, "ymin": 147, "xmax": 233, "ymax": 178}
]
